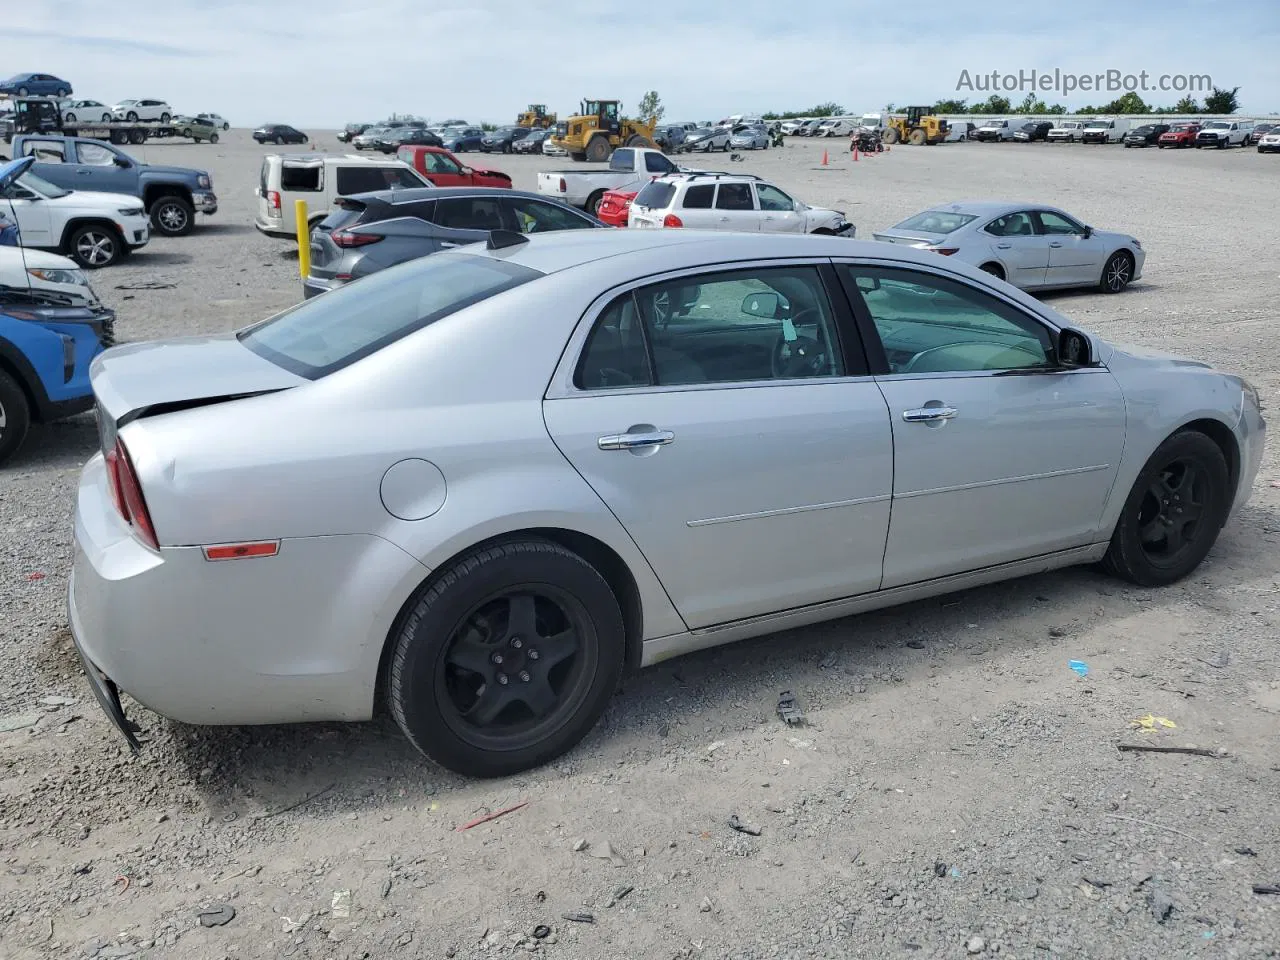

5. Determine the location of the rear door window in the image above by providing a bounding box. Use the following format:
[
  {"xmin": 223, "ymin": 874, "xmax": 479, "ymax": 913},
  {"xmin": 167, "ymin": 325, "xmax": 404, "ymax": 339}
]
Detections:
[
  {"xmin": 682, "ymin": 184, "xmax": 714, "ymax": 208},
  {"xmin": 281, "ymin": 162, "xmax": 322, "ymax": 191},
  {"xmin": 505, "ymin": 198, "xmax": 596, "ymax": 233},
  {"xmin": 432, "ymin": 197, "xmax": 505, "ymax": 230},
  {"xmin": 714, "ymin": 183, "xmax": 754, "ymax": 211}
]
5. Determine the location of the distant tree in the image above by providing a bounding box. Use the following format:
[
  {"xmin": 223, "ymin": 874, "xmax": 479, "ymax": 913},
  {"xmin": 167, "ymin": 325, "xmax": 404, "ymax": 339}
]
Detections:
[
  {"xmin": 1045, "ymin": 103, "xmax": 1067, "ymax": 114},
  {"xmin": 969, "ymin": 95, "xmax": 1011, "ymax": 114},
  {"xmin": 1014, "ymin": 93, "xmax": 1045, "ymax": 114},
  {"xmin": 637, "ymin": 91, "xmax": 665, "ymax": 122},
  {"xmin": 1172, "ymin": 95, "xmax": 1202, "ymax": 113},
  {"xmin": 933, "ymin": 98, "xmax": 968, "ymax": 113},
  {"xmin": 810, "ymin": 101, "xmax": 844, "ymax": 116},
  {"xmin": 1203, "ymin": 86, "xmax": 1240, "ymax": 113}
]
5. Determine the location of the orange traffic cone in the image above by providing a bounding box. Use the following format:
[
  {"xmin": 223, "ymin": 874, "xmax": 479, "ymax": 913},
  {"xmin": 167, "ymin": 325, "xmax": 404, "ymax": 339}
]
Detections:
[
  {"xmin": 853, "ymin": 146, "xmax": 859, "ymax": 161},
  {"xmin": 821, "ymin": 149, "xmax": 828, "ymax": 166}
]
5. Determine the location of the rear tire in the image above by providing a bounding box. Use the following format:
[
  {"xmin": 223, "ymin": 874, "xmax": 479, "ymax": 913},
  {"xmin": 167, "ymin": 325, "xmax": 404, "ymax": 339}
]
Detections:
[
  {"xmin": 126, "ymin": 111, "xmax": 138, "ymax": 121},
  {"xmin": 160, "ymin": 113, "xmax": 170, "ymax": 123},
  {"xmin": 210, "ymin": 133, "xmax": 219, "ymax": 144},
  {"xmin": 585, "ymin": 136, "xmax": 612, "ymax": 163},
  {"xmin": 585, "ymin": 191, "xmax": 605, "ymax": 217},
  {"xmin": 979, "ymin": 262, "xmax": 1005, "ymax": 281},
  {"xmin": 64, "ymin": 112, "xmax": 77, "ymax": 123},
  {"xmin": 0, "ymin": 369, "xmax": 32, "ymax": 466},
  {"xmin": 388, "ymin": 539, "xmax": 625, "ymax": 778},
  {"xmin": 16, "ymin": 87, "xmax": 28, "ymax": 97},
  {"xmin": 908, "ymin": 128, "xmax": 926, "ymax": 145},
  {"xmin": 1102, "ymin": 431, "xmax": 1230, "ymax": 587}
]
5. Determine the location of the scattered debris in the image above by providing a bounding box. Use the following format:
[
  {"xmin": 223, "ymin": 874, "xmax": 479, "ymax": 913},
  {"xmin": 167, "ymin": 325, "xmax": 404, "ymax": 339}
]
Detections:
[
  {"xmin": 933, "ymin": 862, "xmax": 948, "ymax": 878},
  {"xmin": 1147, "ymin": 886, "xmax": 1175, "ymax": 923},
  {"xmin": 966, "ymin": 935, "xmax": 987, "ymax": 954},
  {"xmin": 1106, "ymin": 813, "xmax": 1204, "ymax": 844},
  {"xmin": 1117, "ymin": 744, "xmax": 1222, "ymax": 758},
  {"xmin": 197, "ymin": 904, "xmax": 236, "ymax": 927},
  {"xmin": 776, "ymin": 691, "xmax": 805, "ymax": 726},
  {"xmin": 280, "ymin": 914, "xmax": 309, "ymax": 934},
  {"xmin": 1199, "ymin": 651, "xmax": 1230, "ymax": 669},
  {"xmin": 331, "ymin": 889, "xmax": 351, "ymax": 919},
  {"xmin": 1234, "ymin": 846, "xmax": 1258, "ymax": 857},
  {"xmin": 1082, "ymin": 877, "xmax": 1114, "ymax": 890},
  {"xmin": 532, "ymin": 925, "xmax": 552, "ymax": 939},
  {"xmin": 607, "ymin": 884, "xmax": 634, "ymax": 906},
  {"xmin": 455, "ymin": 799, "xmax": 529, "ymax": 832},
  {"xmin": 114, "ymin": 279, "xmax": 177, "ymax": 290},
  {"xmin": 572, "ymin": 838, "xmax": 589, "ymax": 852},
  {"xmin": 1252, "ymin": 884, "xmax": 1280, "ymax": 896},
  {"xmin": 1068, "ymin": 660, "xmax": 1089, "ymax": 677},
  {"xmin": 561, "ymin": 912, "xmax": 595, "ymax": 924},
  {"xmin": 588, "ymin": 840, "xmax": 627, "ymax": 866},
  {"xmin": 252, "ymin": 782, "xmax": 335, "ymax": 820},
  {"xmin": 0, "ymin": 713, "xmax": 42, "ymax": 733},
  {"xmin": 905, "ymin": 639, "xmax": 926, "ymax": 650},
  {"xmin": 1130, "ymin": 715, "xmax": 1177, "ymax": 733},
  {"xmin": 39, "ymin": 696, "xmax": 78, "ymax": 707}
]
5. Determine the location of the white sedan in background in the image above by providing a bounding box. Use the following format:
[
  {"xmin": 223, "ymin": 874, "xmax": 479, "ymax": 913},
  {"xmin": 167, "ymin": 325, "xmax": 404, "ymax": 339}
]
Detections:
[
  {"xmin": 873, "ymin": 202, "xmax": 1145, "ymax": 293},
  {"xmin": 110, "ymin": 99, "xmax": 172, "ymax": 122}
]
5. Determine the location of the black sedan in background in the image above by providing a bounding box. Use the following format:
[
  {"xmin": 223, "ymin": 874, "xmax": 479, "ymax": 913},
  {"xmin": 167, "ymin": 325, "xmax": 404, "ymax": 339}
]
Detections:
[
  {"xmin": 253, "ymin": 123, "xmax": 308, "ymax": 144},
  {"xmin": 1124, "ymin": 123, "xmax": 1171, "ymax": 147},
  {"xmin": 1012, "ymin": 121, "xmax": 1054, "ymax": 142},
  {"xmin": 376, "ymin": 127, "xmax": 443, "ymax": 153},
  {"xmin": 480, "ymin": 126, "xmax": 533, "ymax": 153},
  {"xmin": 303, "ymin": 187, "xmax": 604, "ymax": 298}
]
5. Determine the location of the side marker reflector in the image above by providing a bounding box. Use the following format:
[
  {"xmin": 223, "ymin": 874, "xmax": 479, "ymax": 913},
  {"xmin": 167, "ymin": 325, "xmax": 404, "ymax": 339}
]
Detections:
[{"xmin": 202, "ymin": 542, "xmax": 280, "ymax": 561}]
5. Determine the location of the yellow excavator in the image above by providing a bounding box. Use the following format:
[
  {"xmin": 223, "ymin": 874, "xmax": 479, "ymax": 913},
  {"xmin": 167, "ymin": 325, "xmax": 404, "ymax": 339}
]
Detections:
[
  {"xmin": 550, "ymin": 99, "xmax": 657, "ymax": 162},
  {"xmin": 516, "ymin": 104, "xmax": 556, "ymax": 128},
  {"xmin": 883, "ymin": 106, "xmax": 949, "ymax": 145}
]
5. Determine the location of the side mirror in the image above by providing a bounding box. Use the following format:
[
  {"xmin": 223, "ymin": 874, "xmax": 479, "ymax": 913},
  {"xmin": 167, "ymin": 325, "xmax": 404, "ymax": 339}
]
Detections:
[
  {"xmin": 793, "ymin": 200, "xmax": 803, "ymax": 212},
  {"xmin": 1082, "ymin": 225, "xmax": 1093, "ymax": 238},
  {"xmin": 1057, "ymin": 328, "xmax": 1093, "ymax": 368},
  {"xmin": 741, "ymin": 291, "xmax": 781, "ymax": 318},
  {"xmin": 113, "ymin": 156, "xmax": 130, "ymax": 168}
]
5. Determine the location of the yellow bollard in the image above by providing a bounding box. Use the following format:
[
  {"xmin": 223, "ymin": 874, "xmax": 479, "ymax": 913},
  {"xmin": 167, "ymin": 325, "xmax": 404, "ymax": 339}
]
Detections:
[{"xmin": 295, "ymin": 199, "xmax": 310, "ymax": 280}]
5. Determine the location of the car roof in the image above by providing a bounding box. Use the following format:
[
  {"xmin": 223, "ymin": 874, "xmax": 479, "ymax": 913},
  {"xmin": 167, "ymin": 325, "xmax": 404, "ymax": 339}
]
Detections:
[
  {"xmin": 343, "ymin": 186, "xmax": 560, "ymax": 205},
  {"xmin": 277, "ymin": 153, "xmax": 396, "ymax": 165},
  {"xmin": 919, "ymin": 201, "xmax": 1054, "ymax": 218}
]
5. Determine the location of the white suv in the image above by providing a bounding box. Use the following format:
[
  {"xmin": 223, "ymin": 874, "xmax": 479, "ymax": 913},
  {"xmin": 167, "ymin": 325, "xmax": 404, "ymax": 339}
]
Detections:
[
  {"xmin": 110, "ymin": 99, "xmax": 172, "ymax": 123},
  {"xmin": 2, "ymin": 168, "xmax": 150, "ymax": 267},
  {"xmin": 628, "ymin": 174, "xmax": 854, "ymax": 236}
]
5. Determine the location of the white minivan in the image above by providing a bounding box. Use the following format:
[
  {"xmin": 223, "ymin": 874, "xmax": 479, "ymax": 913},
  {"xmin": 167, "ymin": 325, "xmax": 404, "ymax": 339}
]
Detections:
[
  {"xmin": 817, "ymin": 117, "xmax": 858, "ymax": 137},
  {"xmin": 1081, "ymin": 117, "xmax": 1131, "ymax": 143},
  {"xmin": 253, "ymin": 153, "xmax": 429, "ymax": 240}
]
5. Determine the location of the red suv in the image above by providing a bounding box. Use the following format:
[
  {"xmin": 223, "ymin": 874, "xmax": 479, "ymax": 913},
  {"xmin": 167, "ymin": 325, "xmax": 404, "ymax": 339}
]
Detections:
[{"xmin": 1157, "ymin": 123, "xmax": 1200, "ymax": 148}]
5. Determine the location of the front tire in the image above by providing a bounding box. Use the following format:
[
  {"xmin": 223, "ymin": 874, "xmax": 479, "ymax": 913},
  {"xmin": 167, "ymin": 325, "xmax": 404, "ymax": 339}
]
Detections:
[
  {"xmin": 126, "ymin": 111, "xmax": 138, "ymax": 121},
  {"xmin": 16, "ymin": 87, "xmax": 28, "ymax": 97},
  {"xmin": 64, "ymin": 112, "xmax": 77, "ymax": 123},
  {"xmin": 585, "ymin": 136, "xmax": 612, "ymax": 163},
  {"xmin": 151, "ymin": 195, "xmax": 195, "ymax": 237},
  {"xmin": 1102, "ymin": 431, "xmax": 1231, "ymax": 587},
  {"xmin": 160, "ymin": 113, "xmax": 170, "ymax": 123},
  {"xmin": 67, "ymin": 224, "xmax": 122, "ymax": 268},
  {"xmin": 388, "ymin": 539, "xmax": 625, "ymax": 778},
  {"xmin": 0, "ymin": 369, "xmax": 32, "ymax": 466},
  {"xmin": 1100, "ymin": 250, "xmax": 1134, "ymax": 293}
]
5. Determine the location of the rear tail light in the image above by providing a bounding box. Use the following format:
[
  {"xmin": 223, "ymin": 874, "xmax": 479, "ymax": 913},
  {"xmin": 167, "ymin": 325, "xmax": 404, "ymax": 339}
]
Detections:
[
  {"xmin": 558, "ymin": 177, "xmax": 567, "ymax": 192},
  {"xmin": 663, "ymin": 214, "xmax": 683, "ymax": 228},
  {"xmin": 267, "ymin": 190, "xmax": 281, "ymax": 212},
  {"xmin": 931, "ymin": 247, "xmax": 959, "ymax": 256},
  {"xmin": 331, "ymin": 229, "xmax": 383, "ymax": 248},
  {"xmin": 105, "ymin": 438, "xmax": 158, "ymax": 550}
]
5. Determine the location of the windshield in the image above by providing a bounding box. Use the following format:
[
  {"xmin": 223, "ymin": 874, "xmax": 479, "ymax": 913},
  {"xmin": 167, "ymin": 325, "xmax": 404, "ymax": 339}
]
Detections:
[
  {"xmin": 1205, "ymin": 121, "xmax": 1230, "ymax": 129},
  {"xmin": 892, "ymin": 210, "xmax": 978, "ymax": 234},
  {"xmin": 239, "ymin": 253, "xmax": 542, "ymax": 379},
  {"xmin": 16, "ymin": 172, "xmax": 71, "ymax": 199}
]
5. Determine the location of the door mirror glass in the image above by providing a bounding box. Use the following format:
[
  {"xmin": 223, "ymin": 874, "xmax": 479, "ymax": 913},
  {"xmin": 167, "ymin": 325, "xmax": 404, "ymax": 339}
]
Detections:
[
  {"xmin": 113, "ymin": 156, "xmax": 130, "ymax": 168},
  {"xmin": 1057, "ymin": 328, "xmax": 1093, "ymax": 367},
  {"xmin": 741, "ymin": 291, "xmax": 780, "ymax": 318}
]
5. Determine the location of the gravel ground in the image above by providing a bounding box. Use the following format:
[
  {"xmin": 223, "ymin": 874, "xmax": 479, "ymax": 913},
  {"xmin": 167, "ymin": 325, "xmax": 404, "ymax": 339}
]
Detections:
[{"xmin": 2, "ymin": 131, "xmax": 1279, "ymax": 960}]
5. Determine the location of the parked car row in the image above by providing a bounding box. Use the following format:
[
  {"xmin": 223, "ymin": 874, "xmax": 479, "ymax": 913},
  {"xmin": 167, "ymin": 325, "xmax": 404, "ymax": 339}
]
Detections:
[{"xmin": 973, "ymin": 115, "xmax": 1271, "ymax": 149}]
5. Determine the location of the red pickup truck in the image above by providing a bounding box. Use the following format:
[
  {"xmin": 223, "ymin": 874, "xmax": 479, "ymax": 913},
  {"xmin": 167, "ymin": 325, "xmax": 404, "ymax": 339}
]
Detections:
[
  {"xmin": 1157, "ymin": 123, "xmax": 1200, "ymax": 148},
  {"xmin": 395, "ymin": 145, "xmax": 512, "ymax": 187}
]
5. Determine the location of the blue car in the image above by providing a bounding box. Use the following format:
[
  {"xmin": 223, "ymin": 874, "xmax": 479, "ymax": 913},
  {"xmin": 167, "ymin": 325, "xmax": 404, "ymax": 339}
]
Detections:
[
  {"xmin": 0, "ymin": 72, "xmax": 72, "ymax": 98},
  {"xmin": 444, "ymin": 127, "xmax": 486, "ymax": 153},
  {"xmin": 0, "ymin": 158, "xmax": 113, "ymax": 465}
]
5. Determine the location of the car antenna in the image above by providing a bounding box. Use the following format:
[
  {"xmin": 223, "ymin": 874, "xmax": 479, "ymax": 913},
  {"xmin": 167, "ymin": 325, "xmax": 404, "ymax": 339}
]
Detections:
[{"xmin": 486, "ymin": 229, "xmax": 528, "ymax": 250}]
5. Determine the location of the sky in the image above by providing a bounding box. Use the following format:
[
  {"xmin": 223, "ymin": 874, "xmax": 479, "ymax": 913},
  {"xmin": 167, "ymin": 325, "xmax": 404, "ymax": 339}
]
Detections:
[{"xmin": 8, "ymin": 0, "xmax": 1279, "ymax": 128}]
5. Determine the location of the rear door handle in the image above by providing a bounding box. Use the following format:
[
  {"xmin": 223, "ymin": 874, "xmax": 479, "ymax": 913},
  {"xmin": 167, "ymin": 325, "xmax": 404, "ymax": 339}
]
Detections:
[
  {"xmin": 439, "ymin": 241, "xmax": 459, "ymax": 248},
  {"xmin": 1048, "ymin": 241, "xmax": 1063, "ymax": 247},
  {"xmin": 598, "ymin": 430, "xmax": 674, "ymax": 450},
  {"xmin": 76, "ymin": 169, "xmax": 92, "ymax": 175},
  {"xmin": 995, "ymin": 242, "xmax": 1012, "ymax": 249},
  {"xmin": 902, "ymin": 406, "xmax": 958, "ymax": 422}
]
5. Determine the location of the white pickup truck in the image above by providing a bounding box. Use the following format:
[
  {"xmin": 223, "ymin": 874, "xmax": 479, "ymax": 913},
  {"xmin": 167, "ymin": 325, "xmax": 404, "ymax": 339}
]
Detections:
[{"xmin": 537, "ymin": 147, "xmax": 700, "ymax": 216}]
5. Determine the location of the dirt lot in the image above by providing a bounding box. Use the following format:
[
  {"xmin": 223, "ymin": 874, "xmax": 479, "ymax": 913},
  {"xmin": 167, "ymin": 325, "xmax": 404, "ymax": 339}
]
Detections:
[{"xmin": 2, "ymin": 131, "xmax": 1279, "ymax": 960}]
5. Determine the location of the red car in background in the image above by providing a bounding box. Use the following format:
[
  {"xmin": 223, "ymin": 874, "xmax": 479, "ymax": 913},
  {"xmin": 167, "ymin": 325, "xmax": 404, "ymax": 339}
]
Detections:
[
  {"xmin": 595, "ymin": 177, "xmax": 652, "ymax": 227},
  {"xmin": 1157, "ymin": 123, "xmax": 1201, "ymax": 148},
  {"xmin": 396, "ymin": 145, "xmax": 512, "ymax": 187}
]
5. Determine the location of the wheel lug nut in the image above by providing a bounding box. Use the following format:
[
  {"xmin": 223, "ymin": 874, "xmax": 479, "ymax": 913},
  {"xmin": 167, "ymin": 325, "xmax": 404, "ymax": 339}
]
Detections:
[
  {"xmin": 511, "ymin": 637, "xmax": 523, "ymax": 649},
  {"xmin": 496, "ymin": 673, "xmax": 509, "ymax": 686},
  {"xmin": 491, "ymin": 653, "xmax": 504, "ymax": 665},
  {"xmin": 528, "ymin": 650, "xmax": 540, "ymax": 661},
  {"xmin": 519, "ymin": 671, "xmax": 531, "ymax": 683}
]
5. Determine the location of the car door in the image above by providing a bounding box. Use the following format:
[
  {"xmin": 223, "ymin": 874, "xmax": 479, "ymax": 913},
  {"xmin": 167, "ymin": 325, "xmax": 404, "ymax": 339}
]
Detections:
[
  {"xmin": 674, "ymin": 183, "xmax": 717, "ymax": 228},
  {"xmin": 501, "ymin": 197, "xmax": 598, "ymax": 235},
  {"xmin": 754, "ymin": 183, "xmax": 803, "ymax": 233},
  {"xmin": 428, "ymin": 195, "xmax": 506, "ymax": 247},
  {"xmin": 1036, "ymin": 210, "xmax": 1107, "ymax": 287},
  {"xmin": 17, "ymin": 138, "xmax": 75, "ymax": 190},
  {"xmin": 979, "ymin": 212, "xmax": 1048, "ymax": 288},
  {"xmin": 542, "ymin": 262, "xmax": 893, "ymax": 629},
  {"xmin": 421, "ymin": 150, "xmax": 469, "ymax": 187},
  {"xmin": 836, "ymin": 264, "xmax": 1126, "ymax": 588},
  {"xmin": 709, "ymin": 182, "xmax": 760, "ymax": 231},
  {"xmin": 70, "ymin": 141, "xmax": 136, "ymax": 194},
  {"xmin": 2, "ymin": 179, "xmax": 55, "ymax": 246}
]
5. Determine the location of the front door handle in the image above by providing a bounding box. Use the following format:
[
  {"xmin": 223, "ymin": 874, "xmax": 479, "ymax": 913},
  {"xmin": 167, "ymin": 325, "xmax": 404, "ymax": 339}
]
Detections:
[
  {"xmin": 76, "ymin": 169, "xmax": 92, "ymax": 175},
  {"xmin": 902, "ymin": 406, "xmax": 958, "ymax": 422},
  {"xmin": 995, "ymin": 242, "xmax": 1012, "ymax": 249},
  {"xmin": 1048, "ymin": 241, "xmax": 1063, "ymax": 247},
  {"xmin": 598, "ymin": 430, "xmax": 674, "ymax": 450}
]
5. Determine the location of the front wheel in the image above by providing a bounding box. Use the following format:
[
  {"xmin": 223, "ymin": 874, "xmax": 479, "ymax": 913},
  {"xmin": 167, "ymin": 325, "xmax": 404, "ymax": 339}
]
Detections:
[
  {"xmin": 585, "ymin": 136, "xmax": 612, "ymax": 163},
  {"xmin": 16, "ymin": 87, "xmax": 28, "ymax": 97},
  {"xmin": 68, "ymin": 224, "xmax": 122, "ymax": 268},
  {"xmin": 210, "ymin": 133, "xmax": 219, "ymax": 144},
  {"xmin": 160, "ymin": 113, "xmax": 170, "ymax": 123},
  {"xmin": 222, "ymin": 122, "xmax": 229, "ymax": 131},
  {"xmin": 126, "ymin": 111, "xmax": 138, "ymax": 121},
  {"xmin": 0, "ymin": 369, "xmax": 33, "ymax": 465},
  {"xmin": 65, "ymin": 112, "xmax": 77, "ymax": 123},
  {"xmin": 101, "ymin": 113, "xmax": 111, "ymax": 122},
  {"xmin": 388, "ymin": 539, "xmax": 625, "ymax": 778},
  {"xmin": 151, "ymin": 195, "xmax": 195, "ymax": 237},
  {"xmin": 1102, "ymin": 431, "xmax": 1231, "ymax": 586},
  {"xmin": 1100, "ymin": 250, "xmax": 1133, "ymax": 293}
]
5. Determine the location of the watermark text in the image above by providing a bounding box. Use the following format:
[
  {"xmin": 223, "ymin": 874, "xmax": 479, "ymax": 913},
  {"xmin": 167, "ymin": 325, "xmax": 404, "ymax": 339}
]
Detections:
[{"xmin": 956, "ymin": 69, "xmax": 1212, "ymax": 97}]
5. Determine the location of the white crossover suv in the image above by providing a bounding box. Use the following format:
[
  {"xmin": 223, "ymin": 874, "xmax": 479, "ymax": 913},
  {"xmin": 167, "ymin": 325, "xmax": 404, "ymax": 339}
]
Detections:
[{"xmin": 627, "ymin": 173, "xmax": 854, "ymax": 235}]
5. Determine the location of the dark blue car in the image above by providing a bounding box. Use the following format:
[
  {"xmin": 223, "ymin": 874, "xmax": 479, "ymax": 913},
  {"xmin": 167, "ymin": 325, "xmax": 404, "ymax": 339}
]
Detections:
[
  {"xmin": 0, "ymin": 157, "xmax": 113, "ymax": 465},
  {"xmin": 443, "ymin": 127, "xmax": 486, "ymax": 153},
  {"xmin": 0, "ymin": 72, "xmax": 72, "ymax": 97}
]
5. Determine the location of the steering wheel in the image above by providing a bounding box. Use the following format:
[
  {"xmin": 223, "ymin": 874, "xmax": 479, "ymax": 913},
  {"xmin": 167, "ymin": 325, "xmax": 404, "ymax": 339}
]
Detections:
[
  {"xmin": 901, "ymin": 341, "xmax": 1045, "ymax": 374},
  {"xmin": 771, "ymin": 308, "xmax": 830, "ymax": 378}
]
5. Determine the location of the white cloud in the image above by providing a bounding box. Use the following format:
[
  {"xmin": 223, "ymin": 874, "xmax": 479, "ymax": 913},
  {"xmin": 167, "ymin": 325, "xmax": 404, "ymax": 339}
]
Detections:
[{"xmin": 8, "ymin": 0, "xmax": 1278, "ymax": 126}]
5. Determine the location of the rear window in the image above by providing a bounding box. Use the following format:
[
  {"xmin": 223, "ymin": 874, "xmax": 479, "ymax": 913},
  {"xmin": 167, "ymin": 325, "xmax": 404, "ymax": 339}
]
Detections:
[
  {"xmin": 281, "ymin": 162, "xmax": 321, "ymax": 192},
  {"xmin": 239, "ymin": 254, "xmax": 543, "ymax": 379},
  {"xmin": 682, "ymin": 184, "xmax": 714, "ymax": 208},
  {"xmin": 634, "ymin": 181, "xmax": 676, "ymax": 210},
  {"xmin": 335, "ymin": 165, "xmax": 422, "ymax": 195},
  {"xmin": 892, "ymin": 210, "xmax": 978, "ymax": 234}
]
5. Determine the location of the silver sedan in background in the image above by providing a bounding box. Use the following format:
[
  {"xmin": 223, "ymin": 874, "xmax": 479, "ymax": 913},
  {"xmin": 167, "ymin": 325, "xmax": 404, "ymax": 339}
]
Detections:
[
  {"xmin": 873, "ymin": 201, "xmax": 1145, "ymax": 293},
  {"xmin": 69, "ymin": 231, "xmax": 1261, "ymax": 778},
  {"xmin": 729, "ymin": 125, "xmax": 771, "ymax": 150},
  {"xmin": 678, "ymin": 127, "xmax": 730, "ymax": 152}
]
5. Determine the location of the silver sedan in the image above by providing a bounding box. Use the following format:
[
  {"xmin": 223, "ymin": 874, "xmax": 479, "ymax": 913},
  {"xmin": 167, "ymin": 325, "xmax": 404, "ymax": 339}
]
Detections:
[
  {"xmin": 69, "ymin": 230, "xmax": 1263, "ymax": 777},
  {"xmin": 729, "ymin": 125, "xmax": 770, "ymax": 150},
  {"xmin": 873, "ymin": 201, "xmax": 1146, "ymax": 293},
  {"xmin": 679, "ymin": 127, "xmax": 730, "ymax": 152}
]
